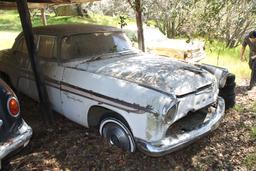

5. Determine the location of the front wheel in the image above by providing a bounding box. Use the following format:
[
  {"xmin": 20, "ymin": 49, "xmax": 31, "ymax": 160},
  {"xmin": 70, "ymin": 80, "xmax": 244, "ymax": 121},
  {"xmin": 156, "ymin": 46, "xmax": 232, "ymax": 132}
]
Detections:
[{"xmin": 99, "ymin": 118, "xmax": 136, "ymax": 152}]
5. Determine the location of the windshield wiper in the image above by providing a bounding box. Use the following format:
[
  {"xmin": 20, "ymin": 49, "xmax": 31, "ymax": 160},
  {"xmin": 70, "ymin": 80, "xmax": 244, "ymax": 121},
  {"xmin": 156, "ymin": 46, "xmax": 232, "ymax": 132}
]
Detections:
[{"xmin": 79, "ymin": 50, "xmax": 137, "ymax": 64}]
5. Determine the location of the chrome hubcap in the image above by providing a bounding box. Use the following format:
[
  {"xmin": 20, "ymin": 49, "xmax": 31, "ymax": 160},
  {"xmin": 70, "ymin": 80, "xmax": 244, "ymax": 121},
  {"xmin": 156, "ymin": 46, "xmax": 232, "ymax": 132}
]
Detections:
[{"xmin": 102, "ymin": 122, "xmax": 131, "ymax": 151}]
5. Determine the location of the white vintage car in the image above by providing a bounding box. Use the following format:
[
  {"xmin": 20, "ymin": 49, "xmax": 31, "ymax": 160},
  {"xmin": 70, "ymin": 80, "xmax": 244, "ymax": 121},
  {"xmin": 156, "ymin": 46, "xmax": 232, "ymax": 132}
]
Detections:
[
  {"xmin": 124, "ymin": 25, "xmax": 206, "ymax": 62},
  {"xmin": 0, "ymin": 24, "xmax": 229, "ymax": 156}
]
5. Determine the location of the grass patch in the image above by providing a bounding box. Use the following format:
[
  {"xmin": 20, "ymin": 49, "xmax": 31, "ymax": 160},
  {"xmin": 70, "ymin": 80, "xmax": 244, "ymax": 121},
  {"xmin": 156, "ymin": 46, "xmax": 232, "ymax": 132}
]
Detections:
[
  {"xmin": 250, "ymin": 127, "xmax": 256, "ymax": 140},
  {"xmin": 202, "ymin": 41, "xmax": 250, "ymax": 83},
  {"xmin": 234, "ymin": 104, "xmax": 244, "ymax": 113},
  {"xmin": 243, "ymin": 153, "xmax": 256, "ymax": 170},
  {"xmin": 0, "ymin": 10, "xmax": 21, "ymax": 31},
  {"xmin": 252, "ymin": 102, "xmax": 256, "ymax": 113}
]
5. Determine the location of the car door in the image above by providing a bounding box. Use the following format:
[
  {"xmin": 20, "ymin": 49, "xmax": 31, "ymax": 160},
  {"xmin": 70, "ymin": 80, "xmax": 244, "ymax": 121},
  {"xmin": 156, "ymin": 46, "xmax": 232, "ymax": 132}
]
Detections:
[
  {"xmin": 59, "ymin": 35, "xmax": 91, "ymax": 126},
  {"xmin": 26, "ymin": 35, "xmax": 64, "ymax": 113}
]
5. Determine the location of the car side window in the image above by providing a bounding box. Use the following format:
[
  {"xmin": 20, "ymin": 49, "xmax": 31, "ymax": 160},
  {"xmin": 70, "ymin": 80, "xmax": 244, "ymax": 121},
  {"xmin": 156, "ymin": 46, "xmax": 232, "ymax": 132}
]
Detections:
[
  {"xmin": 14, "ymin": 36, "xmax": 39, "ymax": 55},
  {"xmin": 37, "ymin": 35, "xmax": 57, "ymax": 59}
]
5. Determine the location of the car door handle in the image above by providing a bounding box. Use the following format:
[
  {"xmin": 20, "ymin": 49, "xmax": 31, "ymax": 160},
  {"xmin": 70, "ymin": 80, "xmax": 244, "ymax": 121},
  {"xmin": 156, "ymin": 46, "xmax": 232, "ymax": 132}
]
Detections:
[{"xmin": 0, "ymin": 119, "xmax": 3, "ymax": 128}]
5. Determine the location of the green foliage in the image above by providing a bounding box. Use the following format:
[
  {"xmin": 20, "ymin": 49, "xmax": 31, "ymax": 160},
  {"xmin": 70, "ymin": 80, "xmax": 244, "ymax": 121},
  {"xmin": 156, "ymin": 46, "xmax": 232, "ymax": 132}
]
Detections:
[
  {"xmin": 0, "ymin": 10, "xmax": 21, "ymax": 31},
  {"xmin": 202, "ymin": 40, "xmax": 250, "ymax": 81},
  {"xmin": 252, "ymin": 102, "xmax": 256, "ymax": 113},
  {"xmin": 234, "ymin": 104, "xmax": 244, "ymax": 113},
  {"xmin": 251, "ymin": 127, "xmax": 256, "ymax": 140},
  {"xmin": 0, "ymin": 10, "xmax": 131, "ymax": 32},
  {"xmin": 243, "ymin": 125, "xmax": 256, "ymax": 170},
  {"xmin": 0, "ymin": 10, "xmax": 251, "ymax": 81},
  {"xmin": 243, "ymin": 153, "xmax": 256, "ymax": 170},
  {"xmin": 95, "ymin": 0, "xmax": 256, "ymax": 47},
  {"xmin": 118, "ymin": 15, "xmax": 128, "ymax": 28}
]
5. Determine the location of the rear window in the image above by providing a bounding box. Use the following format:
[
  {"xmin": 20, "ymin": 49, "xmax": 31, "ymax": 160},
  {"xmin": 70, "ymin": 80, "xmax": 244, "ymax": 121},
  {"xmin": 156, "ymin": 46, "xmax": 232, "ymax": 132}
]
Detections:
[{"xmin": 61, "ymin": 32, "xmax": 132, "ymax": 60}]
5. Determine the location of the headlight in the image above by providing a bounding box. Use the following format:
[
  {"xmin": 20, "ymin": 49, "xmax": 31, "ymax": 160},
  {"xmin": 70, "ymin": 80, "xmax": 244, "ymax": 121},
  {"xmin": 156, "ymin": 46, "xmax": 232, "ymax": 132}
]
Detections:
[
  {"xmin": 219, "ymin": 76, "xmax": 227, "ymax": 88},
  {"xmin": 196, "ymin": 63, "xmax": 229, "ymax": 88},
  {"xmin": 164, "ymin": 103, "xmax": 179, "ymax": 123}
]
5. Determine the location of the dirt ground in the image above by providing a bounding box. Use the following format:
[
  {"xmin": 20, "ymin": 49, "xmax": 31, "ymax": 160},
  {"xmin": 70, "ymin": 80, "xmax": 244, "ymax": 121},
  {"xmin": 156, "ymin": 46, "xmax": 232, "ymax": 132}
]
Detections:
[{"xmin": 2, "ymin": 83, "xmax": 256, "ymax": 171}]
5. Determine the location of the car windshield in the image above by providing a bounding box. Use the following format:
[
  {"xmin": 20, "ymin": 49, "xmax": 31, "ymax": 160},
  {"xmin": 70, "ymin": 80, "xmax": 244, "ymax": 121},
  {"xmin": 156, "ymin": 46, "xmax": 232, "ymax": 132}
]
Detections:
[{"xmin": 61, "ymin": 32, "xmax": 133, "ymax": 61}]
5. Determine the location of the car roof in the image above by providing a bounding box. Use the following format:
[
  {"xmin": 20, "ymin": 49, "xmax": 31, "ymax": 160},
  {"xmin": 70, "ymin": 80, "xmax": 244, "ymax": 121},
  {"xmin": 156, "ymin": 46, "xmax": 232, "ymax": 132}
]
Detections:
[{"xmin": 19, "ymin": 24, "xmax": 123, "ymax": 38}]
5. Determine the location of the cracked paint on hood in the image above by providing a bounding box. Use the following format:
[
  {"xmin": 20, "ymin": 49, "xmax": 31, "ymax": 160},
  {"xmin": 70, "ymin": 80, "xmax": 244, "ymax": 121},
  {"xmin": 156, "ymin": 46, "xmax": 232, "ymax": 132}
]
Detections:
[{"xmin": 77, "ymin": 54, "xmax": 215, "ymax": 96}]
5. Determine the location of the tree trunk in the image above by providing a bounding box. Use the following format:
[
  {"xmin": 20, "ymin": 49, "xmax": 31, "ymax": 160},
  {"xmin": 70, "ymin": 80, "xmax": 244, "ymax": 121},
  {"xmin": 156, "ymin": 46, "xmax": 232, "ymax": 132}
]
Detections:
[
  {"xmin": 127, "ymin": 0, "xmax": 145, "ymax": 52},
  {"xmin": 171, "ymin": 20, "xmax": 176, "ymax": 38},
  {"xmin": 135, "ymin": 0, "xmax": 145, "ymax": 51}
]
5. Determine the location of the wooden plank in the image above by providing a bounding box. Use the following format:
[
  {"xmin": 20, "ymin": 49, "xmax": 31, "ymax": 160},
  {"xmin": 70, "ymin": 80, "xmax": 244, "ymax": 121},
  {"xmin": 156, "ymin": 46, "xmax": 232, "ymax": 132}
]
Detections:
[
  {"xmin": 41, "ymin": 8, "xmax": 47, "ymax": 25},
  {"xmin": 16, "ymin": 0, "xmax": 53, "ymax": 124}
]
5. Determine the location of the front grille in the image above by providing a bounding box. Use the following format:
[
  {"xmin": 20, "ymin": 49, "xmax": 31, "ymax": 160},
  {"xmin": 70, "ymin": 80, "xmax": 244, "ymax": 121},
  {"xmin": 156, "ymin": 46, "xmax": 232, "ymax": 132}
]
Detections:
[{"xmin": 166, "ymin": 105, "xmax": 215, "ymax": 136}]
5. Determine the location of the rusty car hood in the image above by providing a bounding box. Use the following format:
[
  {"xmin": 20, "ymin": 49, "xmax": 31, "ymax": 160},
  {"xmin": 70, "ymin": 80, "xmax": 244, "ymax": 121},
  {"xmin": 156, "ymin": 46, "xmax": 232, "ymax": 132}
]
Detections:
[{"xmin": 75, "ymin": 54, "xmax": 215, "ymax": 96}]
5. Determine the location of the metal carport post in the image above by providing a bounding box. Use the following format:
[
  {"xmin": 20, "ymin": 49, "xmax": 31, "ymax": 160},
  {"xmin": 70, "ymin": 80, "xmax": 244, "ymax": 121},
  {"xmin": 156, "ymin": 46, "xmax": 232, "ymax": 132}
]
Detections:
[
  {"xmin": 16, "ymin": 0, "xmax": 53, "ymax": 124},
  {"xmin": 0, "ymin": 0, "xmax": 54, "ymax": 124}
]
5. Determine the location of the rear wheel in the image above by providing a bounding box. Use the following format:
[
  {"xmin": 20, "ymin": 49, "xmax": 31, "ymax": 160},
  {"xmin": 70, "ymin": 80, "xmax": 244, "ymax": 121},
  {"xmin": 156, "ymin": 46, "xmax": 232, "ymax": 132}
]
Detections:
[
  {"xmin": 220, "ymin": 82, "xmax": 236, "ymax": 93},
  {"xmin": 99, "ymin": 118, "xmax": 136, "ymax": 152},
  {"xmin": 225, "ymin": 98, "xmax": 236, "ymax": 109},
  {"xmin": 219, "ymin": 88, "xmax": 235, "ymax": 97},
  {"xmin": 225, "ymin": 73, "xmax": 236, "ymax": 85},
  {"xmin": 221, "ymin": 94, "xmax": 236, "ymax": 109}
]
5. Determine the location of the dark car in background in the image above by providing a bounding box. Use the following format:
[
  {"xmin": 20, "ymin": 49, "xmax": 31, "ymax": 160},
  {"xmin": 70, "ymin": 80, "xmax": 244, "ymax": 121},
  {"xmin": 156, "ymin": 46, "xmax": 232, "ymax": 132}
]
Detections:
[{"xmin": 0, "ymin": 79, "xmax": 32, "ymax": 169}]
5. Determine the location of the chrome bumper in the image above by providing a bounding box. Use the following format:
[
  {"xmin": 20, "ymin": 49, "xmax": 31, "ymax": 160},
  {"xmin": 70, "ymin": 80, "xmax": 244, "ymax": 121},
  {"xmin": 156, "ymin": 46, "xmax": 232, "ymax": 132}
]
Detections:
[
  {"xmin": 0, "ymin": 120, "xmax": 32, "ymax": 161},
  {"xmin": 137, "ymin": 97, "xmax": 225, "ymax": 157}
]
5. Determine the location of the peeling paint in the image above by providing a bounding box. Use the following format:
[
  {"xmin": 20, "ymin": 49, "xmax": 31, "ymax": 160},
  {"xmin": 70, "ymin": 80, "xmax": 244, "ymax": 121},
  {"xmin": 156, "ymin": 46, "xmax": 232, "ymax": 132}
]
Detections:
[
  {"xmin": 146, "ymin": 114, "xmax": 163, "ymax": 140},
  {"xmin": 63, "ymin": 91, "xmax": 83, "ymax": 103},
  {"xmin": 82, "ymin": 54, "xmax": 216, "ymax": 97}
]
